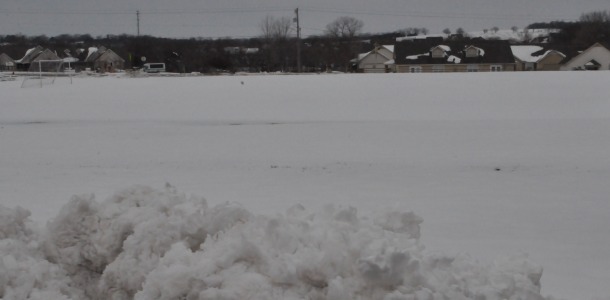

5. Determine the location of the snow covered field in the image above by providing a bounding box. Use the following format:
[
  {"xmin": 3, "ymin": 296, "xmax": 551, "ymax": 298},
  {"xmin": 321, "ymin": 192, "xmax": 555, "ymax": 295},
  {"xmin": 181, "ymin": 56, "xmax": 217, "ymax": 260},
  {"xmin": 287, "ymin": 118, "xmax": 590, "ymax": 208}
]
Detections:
[{"xmin": 1, "ymin": 72, "xmax": 609, "ymax": 299}]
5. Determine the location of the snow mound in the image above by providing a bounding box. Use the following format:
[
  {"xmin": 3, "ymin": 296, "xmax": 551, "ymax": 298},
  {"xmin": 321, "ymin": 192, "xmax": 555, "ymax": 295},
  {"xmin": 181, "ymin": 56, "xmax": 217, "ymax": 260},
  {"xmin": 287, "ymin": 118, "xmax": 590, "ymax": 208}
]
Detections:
[{"xmin": 1, "ymin": 185, "xmax": 546, "ymax": 299}]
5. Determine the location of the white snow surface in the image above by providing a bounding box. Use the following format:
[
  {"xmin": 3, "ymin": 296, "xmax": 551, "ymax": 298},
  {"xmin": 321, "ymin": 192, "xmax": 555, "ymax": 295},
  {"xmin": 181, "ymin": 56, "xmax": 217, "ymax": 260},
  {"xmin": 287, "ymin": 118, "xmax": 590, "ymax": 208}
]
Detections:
[
  {"xmin": 1, "ymin": 72, "xmax": 610, "ymax": 299},
  {"xmin": 511, "ymin": 46, "xmax": 545, "ymax": 63}
]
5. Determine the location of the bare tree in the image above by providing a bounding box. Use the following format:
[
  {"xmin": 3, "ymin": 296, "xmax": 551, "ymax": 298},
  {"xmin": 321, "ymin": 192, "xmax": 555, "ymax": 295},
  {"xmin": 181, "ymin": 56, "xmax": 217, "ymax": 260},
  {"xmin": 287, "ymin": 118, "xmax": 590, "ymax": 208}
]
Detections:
[
  {"xmin": 259, "ymin": 15, "xmax": 294, "ymax": 72},
  {"xmin": 442, "ymin": 28, "xmax": 451, "ymax": 35},
  {"xmin": 577, "ymin": 10, "xmax": 610, "ymax": 46},
  {"xmin": 402, "ymin": 27, "xmax": 420, "ymax": 36},
  {"xmin": 325, "ymin": 16, "xmax": 364, "ymax": 39},
  {"xmin": 260, "ymin": 15, "xmax": 293, "ymax": 41},
  {"xmin": 580, "ymin": 10, "xmax": 610, "ymax": 23}
]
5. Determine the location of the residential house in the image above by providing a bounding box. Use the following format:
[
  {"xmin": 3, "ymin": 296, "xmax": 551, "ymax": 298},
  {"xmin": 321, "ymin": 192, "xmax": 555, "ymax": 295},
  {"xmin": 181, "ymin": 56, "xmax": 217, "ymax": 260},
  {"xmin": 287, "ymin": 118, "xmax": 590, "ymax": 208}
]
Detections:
[
  {"xmin": 535, "ymin": 50, "xmax": 566, "ymax": 71},
  {"xmin": 394, "ymin": 38, "xmax": 516, "ymax": 73},
  {"xmin": 0, "ymin": 53, "xmax": 15, "ymax": 71},
  {"xmin": 560, "ymin": 43, "xmax": 610, "ymax": 71},
  {"xmin": 512, "ymin": 45, "xmax": 567, "ymax": 71},
  {"xmin": 15, "ymin": 46, "xmax": 61, "ymax": 71},
  {"xmin": 85, "ymin": 46, "xmax": 125, "ymax": 73},
  {"xmin": 354, "ymin": 44, "xmax": 395, "ymax": 73}
]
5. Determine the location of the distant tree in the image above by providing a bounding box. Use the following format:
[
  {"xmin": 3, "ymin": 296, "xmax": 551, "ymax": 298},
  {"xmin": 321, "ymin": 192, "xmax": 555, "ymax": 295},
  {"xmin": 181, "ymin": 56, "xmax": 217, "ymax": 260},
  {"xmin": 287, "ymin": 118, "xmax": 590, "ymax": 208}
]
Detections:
[
  {"xmin": 402, "ymin": 27, "xmax": 420, "ymax": 36},
  {"xmin": 580, "ymin": 10, "xmax": 610, "ymax": 23},
  {"xmin": 483, "ymin": 29, "xmax": 489, "ymax": 34},
  {"xmin": 511, "ymin": 26, "xmax": 519, "ymax": 33},
  {"xmin": 492, "ymin": 26, "xmax": 499, "ymax": 33},
  {"xmin": 260, "ymin": 15, "xmax": 293, "ymax": 41},
  {"xmin": 456, "ymin": 28, "xmax": 466, "ymax": 35},
  {"xmin": 526, "ymin": 21, "xmax": 574, "ymax": 30},
  {"xmin": 576, "ymin": 10, "xmax": 610, "ymax": 46},
  {"xmin": 421, "ymin": 28, "xmax": 429, "ymax": 35},
  {"xmin": 259, "ymin": 15, "xmax": 294, "ymax": 71},
  {"xmin": 325, "ymin": 16, "xmax": 364, "ymax": 39},
  {"xmin": 442, "ymin": 28, "xmax": 451, "ymax": 35}
]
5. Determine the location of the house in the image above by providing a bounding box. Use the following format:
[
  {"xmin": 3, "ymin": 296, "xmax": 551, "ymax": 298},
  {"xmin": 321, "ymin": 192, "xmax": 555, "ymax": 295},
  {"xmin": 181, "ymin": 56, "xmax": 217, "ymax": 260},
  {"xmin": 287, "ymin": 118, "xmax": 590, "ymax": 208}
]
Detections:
[
  {"xmin": 394, "ymin": 38, "xmax": 516, "ymax": 73},
  {"xmin": 353, "ymin": 44, "xmax": 395, "ymax": 73},
  {"xmin": 560, "ymin": 43, "xmax": 610, "ymax": 71},
  {"xmin": 511, "ymin": 45, "xmax": 566, "ymax": 71},
  {"xmin": 534, "ymin": 49, "xmax": 566, "ymax": 71},
  {"xmin": 85, "ymin": 46, "xmax": 125, "ymax": 73},
  {"xmin": 15, "ymin": 46, "xmax": 61, "ymax": 71},
  {"xmin": 0, "ymin": 53, "xmax": 15, "ymax": 71}
]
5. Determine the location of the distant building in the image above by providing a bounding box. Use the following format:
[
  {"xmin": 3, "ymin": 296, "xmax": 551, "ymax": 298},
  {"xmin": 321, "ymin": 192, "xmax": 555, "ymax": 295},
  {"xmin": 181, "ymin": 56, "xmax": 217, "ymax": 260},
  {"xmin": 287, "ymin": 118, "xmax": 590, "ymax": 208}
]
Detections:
[
  {"xmin": 15, "ymin": 46, "xmax": 61, "ymax": 71},
  {"xmin": 560, "ymin": 43, "xmax": 610, "ymax": 71},
  {"xmin": 353, "ymin": 45, "xmax": 395, "ymax": 73},
  {"xmin": 0, "ymin": 53, "xmax": 15, "ymax": 71},
  {"xmin": 394, "ymin": 38, "xmax": 516, "ymax": 73},
  {"xmin": 85, "ymin": 46, "xmax": 125, "ymax": 73},
  {"xmin": 512, "ymin": 45, "xmax": 569, "ymax": 71}
]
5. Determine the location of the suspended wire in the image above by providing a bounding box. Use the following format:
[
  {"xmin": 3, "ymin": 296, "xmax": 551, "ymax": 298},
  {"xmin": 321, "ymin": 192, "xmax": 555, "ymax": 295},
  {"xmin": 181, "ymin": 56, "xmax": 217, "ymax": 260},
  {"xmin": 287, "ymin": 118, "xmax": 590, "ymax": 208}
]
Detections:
[
  {"xmin": 0, "ymin": 6, "xmax": 579, "ymax": 21},
  {"xmin": 0, "ymin": 7, "xmax": 292, "ymax": 15}
]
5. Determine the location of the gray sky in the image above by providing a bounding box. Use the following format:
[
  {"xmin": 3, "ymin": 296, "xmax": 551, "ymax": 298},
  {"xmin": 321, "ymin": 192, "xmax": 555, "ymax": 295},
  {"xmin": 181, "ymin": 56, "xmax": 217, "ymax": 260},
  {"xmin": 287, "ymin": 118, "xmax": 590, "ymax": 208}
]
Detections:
[{"xmin": 1, "ymin": 0, "xmax": 608, "ymax": 38}]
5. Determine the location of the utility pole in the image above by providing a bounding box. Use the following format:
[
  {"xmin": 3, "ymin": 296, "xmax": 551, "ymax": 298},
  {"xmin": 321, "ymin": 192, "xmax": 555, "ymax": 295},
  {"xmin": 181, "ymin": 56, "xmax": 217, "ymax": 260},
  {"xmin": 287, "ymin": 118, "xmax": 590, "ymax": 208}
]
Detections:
[
  {"xmin": 294, "ymin": 8, "xmax": 301, "ymax": 73},
  {"xmin": 136, "ymin": 10, "xmax": 140, "ymax": 36}
]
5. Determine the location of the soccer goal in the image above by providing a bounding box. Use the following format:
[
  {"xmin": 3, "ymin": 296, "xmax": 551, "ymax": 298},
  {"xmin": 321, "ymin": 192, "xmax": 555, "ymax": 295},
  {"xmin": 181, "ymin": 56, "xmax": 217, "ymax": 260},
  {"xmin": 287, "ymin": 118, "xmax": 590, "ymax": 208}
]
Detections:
[{"xmin": 21, "ymin": 59, "xmax": 73, "ymax": 88}]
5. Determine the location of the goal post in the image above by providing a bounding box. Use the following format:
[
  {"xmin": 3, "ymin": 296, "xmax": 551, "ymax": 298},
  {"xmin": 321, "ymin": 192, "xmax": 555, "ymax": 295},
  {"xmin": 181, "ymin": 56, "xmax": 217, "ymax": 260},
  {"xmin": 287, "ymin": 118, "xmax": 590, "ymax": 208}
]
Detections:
[{"xmin": 21, "ymin": 59, "xmax": 73, "ymax": 88}]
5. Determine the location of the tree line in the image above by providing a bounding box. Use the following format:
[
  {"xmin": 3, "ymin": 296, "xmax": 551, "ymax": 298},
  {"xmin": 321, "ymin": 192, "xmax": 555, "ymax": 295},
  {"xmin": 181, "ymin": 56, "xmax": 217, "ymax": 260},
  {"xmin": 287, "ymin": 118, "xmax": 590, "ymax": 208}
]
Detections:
[{"xmin": 527, "ymin": 10, "xmax": 610, "ymax": 47}]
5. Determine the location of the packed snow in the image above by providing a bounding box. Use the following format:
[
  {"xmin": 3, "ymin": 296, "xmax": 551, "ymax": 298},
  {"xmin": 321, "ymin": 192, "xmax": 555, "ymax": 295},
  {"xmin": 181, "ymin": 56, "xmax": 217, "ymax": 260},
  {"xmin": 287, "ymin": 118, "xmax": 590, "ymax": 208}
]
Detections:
[{"xmin": 1, "ymin": 72, "xmax": 610, "ymax": 300}]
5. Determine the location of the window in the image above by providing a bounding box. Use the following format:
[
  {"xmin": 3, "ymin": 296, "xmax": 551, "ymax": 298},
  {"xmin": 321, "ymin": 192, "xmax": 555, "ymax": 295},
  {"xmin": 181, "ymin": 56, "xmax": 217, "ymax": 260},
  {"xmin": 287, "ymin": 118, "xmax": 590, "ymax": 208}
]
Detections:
[
  {"xmin": 467, "ymin": 65, "xmax": 478, "ymax": 72},
  {"xmin": 490, "ymin": 65, "xmax": 503, "ymax": 72},
  {"xmin": 409, "ymin": 66, "xmax": 422, "ymax": 73},
  {"xmin": 432, "ymin": 65, "xmax": 445, "ymax": 73}
]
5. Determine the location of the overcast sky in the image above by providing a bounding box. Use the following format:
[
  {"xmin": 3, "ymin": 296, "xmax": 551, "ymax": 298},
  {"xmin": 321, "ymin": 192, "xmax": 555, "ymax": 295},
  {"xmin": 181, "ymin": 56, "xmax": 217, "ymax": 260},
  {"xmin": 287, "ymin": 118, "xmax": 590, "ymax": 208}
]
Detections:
[{"xmin": 1, "ymin": 0, "xmax": 608, "ymax": 38}]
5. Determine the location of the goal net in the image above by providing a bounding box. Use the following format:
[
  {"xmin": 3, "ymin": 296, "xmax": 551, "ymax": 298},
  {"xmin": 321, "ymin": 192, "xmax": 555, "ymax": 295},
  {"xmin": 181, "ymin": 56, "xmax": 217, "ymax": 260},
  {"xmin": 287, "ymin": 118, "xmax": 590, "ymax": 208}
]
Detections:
[{"xmin": 21, "ymin": 60, "xmax": 72, "ymax": 88}]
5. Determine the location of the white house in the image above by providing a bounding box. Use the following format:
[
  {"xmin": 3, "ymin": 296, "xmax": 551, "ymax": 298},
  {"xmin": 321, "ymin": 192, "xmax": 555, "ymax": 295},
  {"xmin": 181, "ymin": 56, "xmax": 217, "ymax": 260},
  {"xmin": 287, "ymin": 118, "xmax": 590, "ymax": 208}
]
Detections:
[
  {"xmin": 560, "ymin": 43, "xmax": 610, "ymax": 71},
  {"xmin": 355, "ymin": 45, "xmax": 394, "ymax": 73}
]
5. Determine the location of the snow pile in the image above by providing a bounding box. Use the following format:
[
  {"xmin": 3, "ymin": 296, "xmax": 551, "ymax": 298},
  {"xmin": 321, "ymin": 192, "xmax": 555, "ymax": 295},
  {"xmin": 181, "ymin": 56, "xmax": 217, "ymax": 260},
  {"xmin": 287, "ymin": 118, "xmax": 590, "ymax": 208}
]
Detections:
[
  {"xmin": 1, "ymin": 185, "xmax": 546, "ymax": 299},
  {"xmin": 0, "ymin": 205, "xmax": 79, "ymax": 299}
]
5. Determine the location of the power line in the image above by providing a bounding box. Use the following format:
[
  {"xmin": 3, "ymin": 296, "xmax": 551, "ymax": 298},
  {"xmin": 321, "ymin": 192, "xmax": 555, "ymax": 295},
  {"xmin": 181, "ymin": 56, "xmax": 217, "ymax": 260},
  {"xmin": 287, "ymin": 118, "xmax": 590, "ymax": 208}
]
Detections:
[
  {"xmin": 0, "ymin": 7, "xmax": 579, "ymax": 21},
  {"xmin": 0, "ymin": 7, "xmax": 292, "ymax": 15}
]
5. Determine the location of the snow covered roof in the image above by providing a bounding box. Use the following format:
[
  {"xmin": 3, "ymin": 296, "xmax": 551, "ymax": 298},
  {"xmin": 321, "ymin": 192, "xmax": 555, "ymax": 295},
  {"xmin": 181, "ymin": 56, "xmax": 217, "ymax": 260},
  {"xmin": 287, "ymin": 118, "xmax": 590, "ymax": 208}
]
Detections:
[
  {"xmin": 406, "ymin": 54, "xmax": 426, "ymax": 60},
  {"xmin": 62, "ymin": 57, "xmax": 79, "ymax": 63},
  {"xmin": 355, "ymin": 45, "xmax": 395, "ymax": 63},
  {"xmin": 383, "ymin": 45, "xmax": 394, "ymax": 53},
  {"xmin": 16, "ymin": 46, "xmax": 44, "ymax": 63},
  {"xmin": 396, "ymin": 34, "xmax": 445, "ymax": 42},
  {"xmin": 511, "ymin": 46, "xmax": 544, "ymax": 63},
  {"xmin": 447, "ymin": 55, "xmax": 461, "ymax": 64},
  {"xmin": 86, "ymin": 47, "xmax": 99, "ymax": 61},
  {"xmin": 244, "ymin": 48, "xmax": 259, "ymax": 54},
  {"xmin": 435, "ymin": 45, "xmax": 451, "ymax": 52}
]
